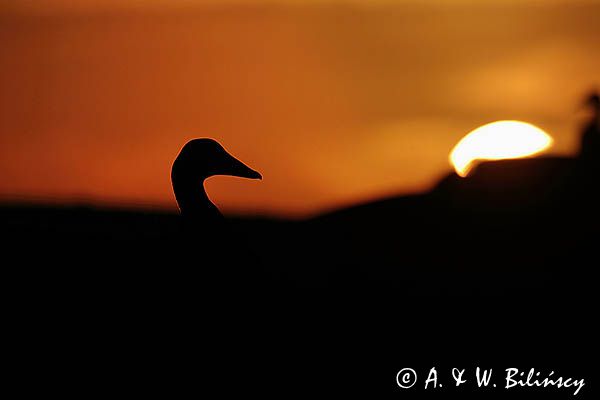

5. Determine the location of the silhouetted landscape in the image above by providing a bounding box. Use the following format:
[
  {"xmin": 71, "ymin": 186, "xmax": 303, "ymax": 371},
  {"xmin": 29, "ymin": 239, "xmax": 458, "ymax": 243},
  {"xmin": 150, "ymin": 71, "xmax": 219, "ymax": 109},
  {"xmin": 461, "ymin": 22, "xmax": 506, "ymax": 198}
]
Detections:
[
  {"xmin": 6, "ymin": 104, "xmax": 598, "ymax": 296},
  {"xmin": 4, "ymin": 97, "xmax": 597, "ymax": 396}
]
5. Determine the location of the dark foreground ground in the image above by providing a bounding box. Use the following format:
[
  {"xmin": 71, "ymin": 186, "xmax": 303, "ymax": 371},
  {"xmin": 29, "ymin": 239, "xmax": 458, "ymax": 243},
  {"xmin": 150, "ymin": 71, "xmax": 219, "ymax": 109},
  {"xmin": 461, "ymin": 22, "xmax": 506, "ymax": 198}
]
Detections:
[{"xmin": 3, "ymin": 157, "xmax": 597, "ymax": 397}]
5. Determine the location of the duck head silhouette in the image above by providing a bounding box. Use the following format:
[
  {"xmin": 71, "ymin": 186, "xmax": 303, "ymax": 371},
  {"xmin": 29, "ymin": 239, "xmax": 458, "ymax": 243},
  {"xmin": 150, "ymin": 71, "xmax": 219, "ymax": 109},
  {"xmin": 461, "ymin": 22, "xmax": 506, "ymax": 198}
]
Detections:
[{"xmin": 171, "ymin": 139, "xmax": 261, "ymax": 221}]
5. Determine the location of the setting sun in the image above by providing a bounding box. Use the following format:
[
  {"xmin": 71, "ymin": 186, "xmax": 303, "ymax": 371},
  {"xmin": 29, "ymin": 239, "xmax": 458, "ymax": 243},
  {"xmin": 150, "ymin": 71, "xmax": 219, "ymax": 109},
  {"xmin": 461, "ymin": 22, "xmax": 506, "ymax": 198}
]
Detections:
[{"xmin": 450, "ymin": 121, "xmax": 554, "ymax": 177}]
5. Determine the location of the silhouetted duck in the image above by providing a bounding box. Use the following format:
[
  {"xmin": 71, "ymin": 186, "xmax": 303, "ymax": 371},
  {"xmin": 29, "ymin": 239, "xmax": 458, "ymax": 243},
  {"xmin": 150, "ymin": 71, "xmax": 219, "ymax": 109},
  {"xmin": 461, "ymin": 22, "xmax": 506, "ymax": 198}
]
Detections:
[
  {"xmin": 169, "ymin": 138, "xmax": 264, "ymax": 297},
  {"xmin": 171, "ymin": 138, "xmax": 261, "ymax": 222}
]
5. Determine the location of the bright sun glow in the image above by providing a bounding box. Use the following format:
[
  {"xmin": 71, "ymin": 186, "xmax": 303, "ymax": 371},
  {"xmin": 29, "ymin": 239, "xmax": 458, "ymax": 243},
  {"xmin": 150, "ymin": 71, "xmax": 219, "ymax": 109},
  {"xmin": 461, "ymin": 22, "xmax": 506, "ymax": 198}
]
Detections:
[{"xmin": 449, "ymin": 120, "xmax": 554, "ymax": 177}]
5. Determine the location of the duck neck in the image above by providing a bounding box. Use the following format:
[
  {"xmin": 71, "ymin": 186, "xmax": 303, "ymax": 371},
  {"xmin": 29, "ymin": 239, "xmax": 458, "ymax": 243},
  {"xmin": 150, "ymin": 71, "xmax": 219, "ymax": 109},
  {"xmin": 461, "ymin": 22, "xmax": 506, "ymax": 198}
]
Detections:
[{"xmin": 173, "ymin": 177, "xmax": 223, "ymax": 222}]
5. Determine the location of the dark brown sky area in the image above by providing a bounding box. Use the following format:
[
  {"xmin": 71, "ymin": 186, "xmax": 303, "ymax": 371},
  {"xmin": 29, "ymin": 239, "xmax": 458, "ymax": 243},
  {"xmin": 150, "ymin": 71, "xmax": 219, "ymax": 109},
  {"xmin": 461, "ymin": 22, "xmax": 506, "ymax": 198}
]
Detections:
[{"xmin": 1, "ymin": 1, "xmax": 599, "ymax": 216}]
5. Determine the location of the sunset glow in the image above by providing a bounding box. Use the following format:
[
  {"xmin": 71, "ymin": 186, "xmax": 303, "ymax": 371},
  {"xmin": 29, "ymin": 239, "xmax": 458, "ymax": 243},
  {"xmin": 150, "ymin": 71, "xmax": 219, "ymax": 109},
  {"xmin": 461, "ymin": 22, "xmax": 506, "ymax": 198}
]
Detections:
[
  {"xmin": 450, "ymin": 121, "xmax": 554, "ymax": 177},
  {"xmin": 1, "ymin": 1, "xmax": 597, "ymax": 216}
]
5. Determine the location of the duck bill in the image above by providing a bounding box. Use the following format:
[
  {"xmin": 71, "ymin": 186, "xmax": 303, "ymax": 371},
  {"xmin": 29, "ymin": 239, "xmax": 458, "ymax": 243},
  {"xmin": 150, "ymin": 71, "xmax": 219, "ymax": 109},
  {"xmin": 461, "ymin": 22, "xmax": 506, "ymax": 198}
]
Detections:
[{"xmin": 224, "ymin": 155, "xmax": 262, "ymax": 180}]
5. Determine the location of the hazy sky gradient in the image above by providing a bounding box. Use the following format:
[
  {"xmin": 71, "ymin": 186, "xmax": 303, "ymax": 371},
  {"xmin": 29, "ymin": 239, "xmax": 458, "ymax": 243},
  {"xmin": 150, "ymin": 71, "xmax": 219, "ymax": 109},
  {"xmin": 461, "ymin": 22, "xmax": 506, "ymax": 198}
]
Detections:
[{"xmin": 1, "ymin": 1, "xmax": 599, "ymax": 216}]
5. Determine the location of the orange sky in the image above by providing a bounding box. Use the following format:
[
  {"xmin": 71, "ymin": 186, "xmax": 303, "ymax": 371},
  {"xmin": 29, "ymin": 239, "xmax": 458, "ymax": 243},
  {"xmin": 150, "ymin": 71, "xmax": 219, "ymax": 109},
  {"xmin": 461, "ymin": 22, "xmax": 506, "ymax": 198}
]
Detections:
[{"xmin": 1, "ymin": 1, "xmax": 599, "ymax": 217}]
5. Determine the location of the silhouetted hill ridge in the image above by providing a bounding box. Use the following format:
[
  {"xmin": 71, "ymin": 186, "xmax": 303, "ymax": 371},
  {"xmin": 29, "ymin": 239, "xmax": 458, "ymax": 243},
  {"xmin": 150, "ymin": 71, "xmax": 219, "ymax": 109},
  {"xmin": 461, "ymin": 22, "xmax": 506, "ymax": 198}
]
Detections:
[{"xmin": 2, "ymin": 154, "xmax": 598, "ymax": 297}]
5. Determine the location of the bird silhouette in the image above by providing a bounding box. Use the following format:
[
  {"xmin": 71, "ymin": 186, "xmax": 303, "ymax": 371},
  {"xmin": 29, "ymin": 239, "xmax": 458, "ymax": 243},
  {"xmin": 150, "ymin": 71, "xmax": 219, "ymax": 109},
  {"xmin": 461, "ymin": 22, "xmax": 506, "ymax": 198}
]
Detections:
[
  {"xmin": 171, "ymin": 138, "xmax": 261, "ymax": 222},
  {"xmin": 169, "ymin": 138, "xmax": 267, "ymax": 304}
]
